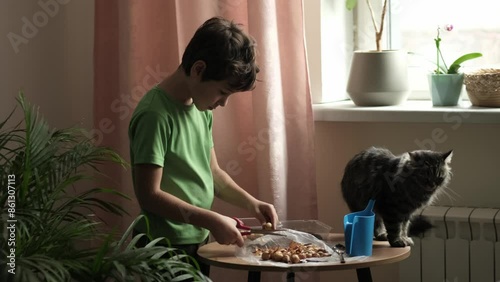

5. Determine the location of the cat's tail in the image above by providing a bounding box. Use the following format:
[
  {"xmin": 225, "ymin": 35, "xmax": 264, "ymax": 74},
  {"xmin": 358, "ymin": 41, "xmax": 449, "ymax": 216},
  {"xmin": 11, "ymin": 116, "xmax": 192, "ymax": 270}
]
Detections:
[{"xmin": 408, "ymin": 215, "xmax": 434, "ymax": 237}]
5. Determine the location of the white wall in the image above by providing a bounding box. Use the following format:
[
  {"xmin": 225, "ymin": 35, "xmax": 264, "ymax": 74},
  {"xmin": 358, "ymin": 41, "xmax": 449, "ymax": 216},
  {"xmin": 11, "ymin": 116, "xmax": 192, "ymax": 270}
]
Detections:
[
  {"xmin": 1, "ymin": 0, "xmax": 94, "ymax": 129},
  {"xmin": 315, "ymin": 121, "xmax": 500, "ymax": 281}
]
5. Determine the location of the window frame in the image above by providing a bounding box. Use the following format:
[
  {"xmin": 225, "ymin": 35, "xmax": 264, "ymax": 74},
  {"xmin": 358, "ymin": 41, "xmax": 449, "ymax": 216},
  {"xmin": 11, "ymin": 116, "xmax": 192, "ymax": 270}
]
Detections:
[
  {"xmin": 304, "ymin": 0, "xmax": 353, "ymax": 104},
  {"xmin": 305, "ymin": 0, "xmax": 497, "ymax": 104}
]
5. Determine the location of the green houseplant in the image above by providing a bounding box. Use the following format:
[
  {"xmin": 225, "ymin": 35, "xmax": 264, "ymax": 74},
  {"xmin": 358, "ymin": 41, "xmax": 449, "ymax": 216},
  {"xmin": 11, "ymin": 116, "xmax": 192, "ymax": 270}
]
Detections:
[
  {"xmin": 428, "ymin": 24, "xmax": 483, "ymax": 106},
  {"xmin": 432, "ymin": 24, "xmax": 482, "ymax": 75},
  {"xmin": 345, "ymin": 0, "xmax": 410, "ymax": 106},
  {"xmin": 0, "ymin": 93, "xmax": 209, "ymax": 281}
]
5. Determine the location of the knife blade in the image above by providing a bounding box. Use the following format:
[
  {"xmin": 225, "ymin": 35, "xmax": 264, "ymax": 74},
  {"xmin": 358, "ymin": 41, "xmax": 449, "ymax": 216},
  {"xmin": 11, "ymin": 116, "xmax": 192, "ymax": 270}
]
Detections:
[{"xmin": 249, "ymin": 228, "xmax": 287, "ymax": 236}]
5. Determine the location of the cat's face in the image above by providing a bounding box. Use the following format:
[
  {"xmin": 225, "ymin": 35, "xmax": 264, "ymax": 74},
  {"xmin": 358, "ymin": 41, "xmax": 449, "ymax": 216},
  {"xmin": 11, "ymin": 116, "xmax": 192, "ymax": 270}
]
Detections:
[{"xmin": 408, "ymin": 150, "xmax": 453, "ymax": 187}]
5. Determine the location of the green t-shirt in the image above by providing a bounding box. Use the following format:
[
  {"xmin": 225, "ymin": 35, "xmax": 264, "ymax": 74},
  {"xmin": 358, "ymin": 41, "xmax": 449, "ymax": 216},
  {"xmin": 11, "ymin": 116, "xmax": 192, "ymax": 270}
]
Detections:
[{"xmin": 128, "ymin": 86, "xmax": 214, "ymax": 244}]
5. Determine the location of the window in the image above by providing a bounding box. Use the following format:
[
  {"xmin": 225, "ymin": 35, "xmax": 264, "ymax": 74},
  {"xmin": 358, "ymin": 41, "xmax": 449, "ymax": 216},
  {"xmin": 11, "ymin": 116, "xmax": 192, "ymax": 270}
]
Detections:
[
  {"xmin": 305, "ymin": 0, "xmax": 500, "ymax": 103},
  {"xmin": 388, "ymin": 0, "xmax": 500, "ymax": 99},
  {"xmin": 304, "ymin": 0, "xmax": 352, "ymax": 103}
]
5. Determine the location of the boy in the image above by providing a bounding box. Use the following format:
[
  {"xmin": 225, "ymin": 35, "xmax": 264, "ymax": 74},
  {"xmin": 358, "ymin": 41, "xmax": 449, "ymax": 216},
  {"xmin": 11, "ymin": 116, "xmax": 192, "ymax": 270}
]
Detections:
[{"xmin": 128, "ymin": 17, "xmax": 278, "ymax": 275}]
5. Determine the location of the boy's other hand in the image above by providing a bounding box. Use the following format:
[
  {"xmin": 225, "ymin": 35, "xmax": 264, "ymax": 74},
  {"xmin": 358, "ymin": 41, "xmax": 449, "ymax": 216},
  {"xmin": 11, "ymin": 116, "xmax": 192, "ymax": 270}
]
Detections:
[{"xmin": 208, "ymin": 214, "xmax": 244, "ymax": 247}]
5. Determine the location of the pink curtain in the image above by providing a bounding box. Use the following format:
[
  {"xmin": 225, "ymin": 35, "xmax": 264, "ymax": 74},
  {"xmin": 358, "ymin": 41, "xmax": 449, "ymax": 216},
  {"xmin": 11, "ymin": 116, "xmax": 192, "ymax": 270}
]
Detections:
[{"xmin": 94, "ymin": 0, "xmax": 317, "ymax": 280}]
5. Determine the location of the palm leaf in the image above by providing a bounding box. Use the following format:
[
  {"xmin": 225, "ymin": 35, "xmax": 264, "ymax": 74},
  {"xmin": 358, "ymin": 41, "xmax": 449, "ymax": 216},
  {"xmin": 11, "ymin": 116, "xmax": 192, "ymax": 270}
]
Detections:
[
  {"xmin": 17, "ymin": 255, "xmax": 70, "ymax": 282},
  {"xmin": 85, "ymin": 215, "xmax": 210, "ymax": 281},
  {"xmin": 1, "ymin": 93, "xmax": 210, "ymax": 281}
]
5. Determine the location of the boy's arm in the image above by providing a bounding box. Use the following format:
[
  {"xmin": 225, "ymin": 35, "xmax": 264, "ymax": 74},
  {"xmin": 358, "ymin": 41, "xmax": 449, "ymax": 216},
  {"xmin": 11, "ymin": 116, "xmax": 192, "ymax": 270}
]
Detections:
[
  {"xmin": 133, "ymin": 163, "xmax": 244, "ymax": 246},
  {"xmin": 210, "ymin": 148, "xmax": 279, "ymax": 228}
]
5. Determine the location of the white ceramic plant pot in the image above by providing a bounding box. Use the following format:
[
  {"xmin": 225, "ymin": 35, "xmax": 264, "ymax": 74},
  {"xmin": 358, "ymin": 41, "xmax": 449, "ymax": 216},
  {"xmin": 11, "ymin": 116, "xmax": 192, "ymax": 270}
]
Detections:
[{"xmin": 346, "ymin": 50, "xmax": 410, "ymax": 106}]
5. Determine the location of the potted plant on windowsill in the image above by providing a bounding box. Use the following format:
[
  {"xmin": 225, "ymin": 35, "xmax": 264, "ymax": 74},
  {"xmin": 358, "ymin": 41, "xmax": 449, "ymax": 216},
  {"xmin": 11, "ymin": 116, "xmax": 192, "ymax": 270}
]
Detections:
[
  {"xmin": 345, "ymin": 0, "xmax": 410, "ymax": 106},
  {"xmin": 428, "ymin": 24, "xmax": 483, "ymax": 106}
]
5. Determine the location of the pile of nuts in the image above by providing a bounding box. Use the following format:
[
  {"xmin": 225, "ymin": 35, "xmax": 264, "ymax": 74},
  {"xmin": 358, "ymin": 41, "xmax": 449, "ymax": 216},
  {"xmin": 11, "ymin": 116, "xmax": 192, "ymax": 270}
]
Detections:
[{"xmin": 252, "ymin": 241, "xmax": 331, "ymax": 264}]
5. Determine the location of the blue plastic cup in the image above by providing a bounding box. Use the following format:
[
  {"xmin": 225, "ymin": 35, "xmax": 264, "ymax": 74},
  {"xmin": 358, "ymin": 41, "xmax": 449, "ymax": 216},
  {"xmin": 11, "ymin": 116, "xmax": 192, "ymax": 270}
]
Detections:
[{"xmin": 343, "ymin": 199, "xmax": 376, "ymax": 256}]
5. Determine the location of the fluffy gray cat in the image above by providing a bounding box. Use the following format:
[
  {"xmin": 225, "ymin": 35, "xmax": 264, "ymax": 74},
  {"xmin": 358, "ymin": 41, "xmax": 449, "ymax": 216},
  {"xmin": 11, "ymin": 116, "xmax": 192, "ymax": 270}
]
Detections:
[{"xmin": 341, "ymin": 147, "xmax": 453, "ymax": 247}]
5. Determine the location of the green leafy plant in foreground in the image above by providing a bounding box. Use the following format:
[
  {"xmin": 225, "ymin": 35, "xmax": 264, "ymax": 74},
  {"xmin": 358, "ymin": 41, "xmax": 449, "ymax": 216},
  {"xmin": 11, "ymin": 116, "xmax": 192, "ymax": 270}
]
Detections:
[{"xmin": 0, "ymin": 92, "xmax": 210, "ymax": 281}]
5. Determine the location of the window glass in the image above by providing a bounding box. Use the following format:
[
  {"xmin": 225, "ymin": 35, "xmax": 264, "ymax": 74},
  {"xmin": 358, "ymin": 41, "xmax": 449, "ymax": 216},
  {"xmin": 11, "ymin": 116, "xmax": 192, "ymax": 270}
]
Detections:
[
  {"xmin": 307, "ymin": 0, "xmax": 500, "ymax": 103},
  {"xmin": 391, "ymin": 0, "xmax": 500, "ymax": 97}
]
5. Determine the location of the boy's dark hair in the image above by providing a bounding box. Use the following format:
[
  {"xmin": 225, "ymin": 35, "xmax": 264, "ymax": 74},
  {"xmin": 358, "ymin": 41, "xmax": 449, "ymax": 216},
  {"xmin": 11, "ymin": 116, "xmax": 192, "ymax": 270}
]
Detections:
[{"xmin": 181, "ymin": 17, "xmax": 260, "ymax": 92}]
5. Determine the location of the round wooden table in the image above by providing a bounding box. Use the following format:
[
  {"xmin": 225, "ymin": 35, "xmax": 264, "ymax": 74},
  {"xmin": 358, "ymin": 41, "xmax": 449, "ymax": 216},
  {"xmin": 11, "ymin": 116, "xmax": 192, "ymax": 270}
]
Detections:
[{"xmin": 197, "ymin": 233, "xmax": 410, "ymax": 282}]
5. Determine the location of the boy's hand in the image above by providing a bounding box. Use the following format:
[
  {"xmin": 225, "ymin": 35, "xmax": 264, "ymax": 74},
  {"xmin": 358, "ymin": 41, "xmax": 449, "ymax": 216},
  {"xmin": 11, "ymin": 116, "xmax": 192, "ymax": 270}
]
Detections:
[
  {"xmin": 251, "ymin": 200, "xmax": 279, "ymax": 230},
  {"xmin": 208, "ymin": 214, "xmax": 245, "ymax": 247}
]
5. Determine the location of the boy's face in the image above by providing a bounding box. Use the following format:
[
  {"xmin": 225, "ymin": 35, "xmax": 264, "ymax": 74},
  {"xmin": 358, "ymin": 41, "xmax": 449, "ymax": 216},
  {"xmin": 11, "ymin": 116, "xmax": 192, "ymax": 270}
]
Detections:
[
  {"xmin": 189, "ymin": 61, "xmax": 235, "ymax": 111},
  {"xmin": 192, "ymin": 79, "xmax": 233, "ymax": 111}
]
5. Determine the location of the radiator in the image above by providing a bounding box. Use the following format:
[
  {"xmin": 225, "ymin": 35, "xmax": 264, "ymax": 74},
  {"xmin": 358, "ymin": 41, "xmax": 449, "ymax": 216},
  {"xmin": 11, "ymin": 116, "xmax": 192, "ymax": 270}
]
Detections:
[{"xmin": 399, "ymin": 206, "xmax": 500, "ymax": 282}]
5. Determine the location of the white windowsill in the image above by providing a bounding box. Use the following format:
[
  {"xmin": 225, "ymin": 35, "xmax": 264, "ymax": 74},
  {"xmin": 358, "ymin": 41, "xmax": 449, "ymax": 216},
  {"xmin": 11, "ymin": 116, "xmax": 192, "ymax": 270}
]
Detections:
[{"xmin": 313, "ymin": 100, "xmax": 500, "ymax": 123}]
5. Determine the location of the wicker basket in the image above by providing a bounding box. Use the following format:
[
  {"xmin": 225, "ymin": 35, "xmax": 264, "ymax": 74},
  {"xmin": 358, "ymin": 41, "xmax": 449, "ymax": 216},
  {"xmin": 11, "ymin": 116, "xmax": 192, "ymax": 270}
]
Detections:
[{"xmin": 464, "ymin": 68, "xmax": 500, "ymax": 107}]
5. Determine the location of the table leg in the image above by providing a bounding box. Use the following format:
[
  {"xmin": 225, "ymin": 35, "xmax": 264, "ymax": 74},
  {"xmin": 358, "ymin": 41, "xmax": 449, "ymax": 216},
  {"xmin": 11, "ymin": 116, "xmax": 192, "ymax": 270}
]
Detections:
[
  {"xmin": 286, "ymin": 271, "xmax": 295, "ymax": 282},
  {"xmin": 356, "ymin": 267, "xmax": 373, "ymax": 282},
  {"xmin": 248, "ymin": 271, "xmax": 261, "ymax": 282}
]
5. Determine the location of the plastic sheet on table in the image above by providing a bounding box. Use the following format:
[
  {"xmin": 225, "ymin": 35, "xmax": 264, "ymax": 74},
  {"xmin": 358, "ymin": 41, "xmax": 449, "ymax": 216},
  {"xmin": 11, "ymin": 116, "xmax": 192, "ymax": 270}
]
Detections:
[{"xmin": 235, "ymin": 229, "xmax": 368, "ymax": 267}]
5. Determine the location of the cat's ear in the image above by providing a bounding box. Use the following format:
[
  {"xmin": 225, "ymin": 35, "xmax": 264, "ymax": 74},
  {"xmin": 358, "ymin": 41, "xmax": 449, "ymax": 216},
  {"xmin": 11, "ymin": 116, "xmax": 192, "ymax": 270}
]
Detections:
[
  {"xmin": 408, "ymin": 151, "xmax": 416, "ymax": 160},
  {"xmin": 442, "ymin": 150, "xmax": 453, "ymax": 164}
]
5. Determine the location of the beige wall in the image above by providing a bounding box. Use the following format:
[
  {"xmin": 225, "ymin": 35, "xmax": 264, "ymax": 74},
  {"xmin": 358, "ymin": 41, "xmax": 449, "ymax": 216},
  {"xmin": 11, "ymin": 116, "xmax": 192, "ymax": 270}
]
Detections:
[
  {"xmin": 315, "ymin": 121, "xmax": 500, "ymax": 281},
  {"xmin": 1, "ymin": 0, "xmax": 94, "ymax": 129}
]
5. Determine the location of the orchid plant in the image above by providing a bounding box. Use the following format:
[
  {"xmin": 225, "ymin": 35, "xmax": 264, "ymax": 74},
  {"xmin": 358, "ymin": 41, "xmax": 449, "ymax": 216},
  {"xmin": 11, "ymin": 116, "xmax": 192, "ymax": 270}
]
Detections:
[
  {"xmin": 434, "ymin": 24, "xmax": 483, "ymax": 74},
  {"xmin": 346, "ymin": 0, "xmax": 388, "ymax": 52}
]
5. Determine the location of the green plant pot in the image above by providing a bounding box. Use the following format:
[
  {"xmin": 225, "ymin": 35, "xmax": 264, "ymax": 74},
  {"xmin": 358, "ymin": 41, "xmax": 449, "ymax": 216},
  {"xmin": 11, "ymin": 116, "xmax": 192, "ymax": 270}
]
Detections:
[{"xmin": 428, "ymin": 73, "xmax": 464, "ymax": 106}]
